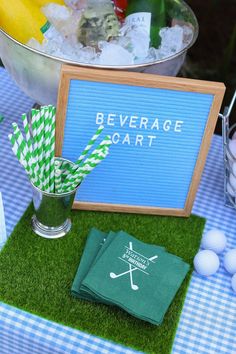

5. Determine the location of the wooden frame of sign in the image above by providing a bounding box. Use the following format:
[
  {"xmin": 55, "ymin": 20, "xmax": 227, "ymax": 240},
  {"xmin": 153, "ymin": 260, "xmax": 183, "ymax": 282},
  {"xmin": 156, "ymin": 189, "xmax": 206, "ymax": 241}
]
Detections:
[{"xmin": 56, "ymin": 65, "xmax": 225, "ymax": 217}]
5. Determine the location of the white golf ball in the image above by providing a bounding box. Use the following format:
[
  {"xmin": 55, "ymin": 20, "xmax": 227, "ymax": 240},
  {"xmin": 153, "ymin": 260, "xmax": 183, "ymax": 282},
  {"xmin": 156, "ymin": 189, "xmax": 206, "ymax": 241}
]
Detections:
[
  {"xmin": 231, "ymin": 274, "xmax": 236, "ymax": 293},
  {"xmin": 232, "ymin": 131, "xmax": 236, "ymax": 140},
  {"xmin": 201, "ymin": 229, "xmax": 227, "ymax": 254},
  {"xmin": 194, "ymin": 250, "xmax": 220, "ymax": 276},
  {"xmin": 232, "ymin": 162, "xmax": 236, "ymax": 176},
  {"xmin": 227, "ymin": 139, "xmax": 236, "ymax": 161},
  {"xmin": 227, "ymin": 182, "xmax": 235, "ymax": 197},
  {"xmin": 224, "ymin": 249, "xmax": 236, "ymax": 274},
  {"xmin": 229, "ymin": 173, "xmax": 236, "ymax": 190}
]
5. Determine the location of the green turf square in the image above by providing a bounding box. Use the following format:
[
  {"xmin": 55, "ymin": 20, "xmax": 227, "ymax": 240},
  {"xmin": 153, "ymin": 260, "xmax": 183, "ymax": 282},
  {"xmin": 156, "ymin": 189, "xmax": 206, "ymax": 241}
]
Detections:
[{"xmin": 0, "ymin": 205, "xmax": 205, "ymax": 354}]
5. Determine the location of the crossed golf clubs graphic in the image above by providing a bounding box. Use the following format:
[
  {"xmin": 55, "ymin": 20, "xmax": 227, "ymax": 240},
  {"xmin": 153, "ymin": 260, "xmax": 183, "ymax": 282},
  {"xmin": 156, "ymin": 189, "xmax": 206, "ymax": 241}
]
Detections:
[{"xmin": 110, "ymin": 241, "xmax": 158, "ymax": 291}]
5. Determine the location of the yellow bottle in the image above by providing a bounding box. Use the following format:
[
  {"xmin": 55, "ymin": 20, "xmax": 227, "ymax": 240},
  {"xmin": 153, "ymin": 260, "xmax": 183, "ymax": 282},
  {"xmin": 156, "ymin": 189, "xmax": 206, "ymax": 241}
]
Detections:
[{"xmin": 0, "ymin": 0, "xmax": 64, "ymax": 44}]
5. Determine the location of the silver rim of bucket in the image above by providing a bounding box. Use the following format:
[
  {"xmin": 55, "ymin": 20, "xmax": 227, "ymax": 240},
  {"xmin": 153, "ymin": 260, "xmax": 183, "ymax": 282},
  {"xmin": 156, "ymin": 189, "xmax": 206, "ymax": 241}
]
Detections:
[{"xmin": 0, "ymin": 1, "xmax": 199, "ymax": 70}]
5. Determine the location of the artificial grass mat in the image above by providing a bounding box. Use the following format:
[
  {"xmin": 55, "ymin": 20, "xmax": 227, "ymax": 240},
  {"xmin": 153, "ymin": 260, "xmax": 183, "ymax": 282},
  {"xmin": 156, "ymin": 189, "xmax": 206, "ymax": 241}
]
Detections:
[{"xmin": 0, "ymin": 205, "xmax": 205, "ymax": 354}]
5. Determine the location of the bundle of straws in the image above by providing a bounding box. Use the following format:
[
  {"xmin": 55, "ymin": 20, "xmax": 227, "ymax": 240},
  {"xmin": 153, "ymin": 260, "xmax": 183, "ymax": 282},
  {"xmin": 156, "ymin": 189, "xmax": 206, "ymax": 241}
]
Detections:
[{"xmin": 8, "ymin": 105, "xmax": 111, "ymax": 194}]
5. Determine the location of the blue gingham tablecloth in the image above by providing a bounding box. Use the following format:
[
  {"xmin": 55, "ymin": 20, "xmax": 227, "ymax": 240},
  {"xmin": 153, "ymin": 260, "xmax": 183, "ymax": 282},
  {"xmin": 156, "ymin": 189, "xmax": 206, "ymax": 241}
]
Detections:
[{"xmin": 0, "ymin": 68, "xmax": 235, "ymax": 354}]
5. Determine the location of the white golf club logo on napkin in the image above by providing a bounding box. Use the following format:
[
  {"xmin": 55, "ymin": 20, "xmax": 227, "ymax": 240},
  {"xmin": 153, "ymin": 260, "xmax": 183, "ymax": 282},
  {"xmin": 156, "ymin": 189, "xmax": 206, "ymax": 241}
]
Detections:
[{"xmin": 110, "ymin": 241, "xmax": 158, "ymax": 291}]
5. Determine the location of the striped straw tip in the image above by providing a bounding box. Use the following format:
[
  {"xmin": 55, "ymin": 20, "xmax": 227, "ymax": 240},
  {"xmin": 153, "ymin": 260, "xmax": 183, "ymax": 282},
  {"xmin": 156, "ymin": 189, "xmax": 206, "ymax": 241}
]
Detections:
[{"xmin": 54, "ymin": 160, "xmax": 61, "ymax": 167}]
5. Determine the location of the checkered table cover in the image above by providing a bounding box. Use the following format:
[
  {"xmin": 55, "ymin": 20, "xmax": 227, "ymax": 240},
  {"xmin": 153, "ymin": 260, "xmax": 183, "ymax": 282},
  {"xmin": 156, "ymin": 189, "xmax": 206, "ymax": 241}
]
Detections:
[{"xmin": 0, "ymin": 68, "xmax": 235, "ymax": 354}]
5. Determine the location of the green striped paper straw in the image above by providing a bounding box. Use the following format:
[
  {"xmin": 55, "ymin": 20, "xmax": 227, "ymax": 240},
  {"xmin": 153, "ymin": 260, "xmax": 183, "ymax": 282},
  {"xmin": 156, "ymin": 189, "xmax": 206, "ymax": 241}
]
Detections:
[
  {"xmin": 62, "ymin": 145, "xmax": 110, "ymax": 192},
  {"xmin": 60, "ymin": 160, "xmax": 71, "ymax": 182},
  {"xmin": 55, "ymin": 159, "xmax": 62, "ymax": 169},
  {"xmin": 40, "ymin": 106, "xmax": 50, "ymax": 191},
  {"xmin": 42, "ymin": 106, "xmax": 52, "ymax": 192},
  {"xmin": 36, "ymin": 107, "xmax": 46, "ymax": 184},
  {"xmin": 36, "ymin": 107, "xmax": 46, "ymax": 190},
  {"xmin": 21, "ymin": 113, "xmax": 33, "ymax": 157},
  {"xmin": 62, "ymin": 148, "xmax": 106, "ymax": 189},
  {"xmin": 63, "ymin": 138, "xmax": 111, "ymax": 185},
  {"xmin": 70, "ymin": 148, "xmax": 109, "ymax": 190},
  {"xmin": 31, "ymin": 109, "xmax": 39, "ymax": 155},
  {"xmin": 68, "ymin": 134, "xmax": 111, "ymax": 176},
  {"xmin": 11, "ymin": 123, "xmax": 36, "ymax": 182},
  {"xmin": 31, "ymin": 109, "xmax": 41, "ymax": 179},
  {"xmin": 8, "ymin": 133, "xmax": 41, "ymax": 189},
  {"xmin": 9, "ymin": 105, "xmax": 110, "ymax": 196},
  {"xmin": 64, "ymin": 125, "xmax": 105, "ymax": 178},
  {"xmin": 21, "ymin": 113, "xmax": 35, "ymax": 176},
  {"xmin": 8, "ymin": 133, "xmax": 29, "ymax": 172},
  {"xmin": 49, "ymin": 106, "xmax": 56, "ymax": 193},
  {"xmin": 54, "ymin": 169, "xmax": 63, "ymax": 194},
  {"xmin": 12, "ymin": 123, "xmax": 30, "ymax": 160},
  {"xmin": 83, "ymin": 147, "xmax": 109, "ymax": 170},
  {"xmin": 75, "ymin": 125, "xmax": 104, "ymax": 165},
  {"xmin": 54, "ymin": 159, "xmax": 62, "ymax": 192},
  {"xmin": 81, "ymin": 138, "xmax": 111, "ymax": 170}
]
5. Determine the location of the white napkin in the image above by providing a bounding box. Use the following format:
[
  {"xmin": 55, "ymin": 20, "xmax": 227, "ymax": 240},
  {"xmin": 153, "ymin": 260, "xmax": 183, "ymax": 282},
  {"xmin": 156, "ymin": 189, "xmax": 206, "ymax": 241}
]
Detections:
[{"xmin": 0, "ymin": 192, "xmax": 7, "ymax": 247}]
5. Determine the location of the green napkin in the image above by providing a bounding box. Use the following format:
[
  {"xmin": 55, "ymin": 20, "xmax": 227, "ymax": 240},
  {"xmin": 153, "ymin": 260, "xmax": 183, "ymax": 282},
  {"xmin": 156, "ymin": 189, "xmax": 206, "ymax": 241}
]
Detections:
[
  {"xmin": 72, "ymin": 229, "xmax": 165, "ymax": 304},
  {"xmin": 93, "ymin": 231, "xmax": 118, "ymax": 264},
  {"xmin": 80, "ymin": 231, "xmax": 189, "ymax": 325},
  {"xmin": 71, "ymin": 228, "xmax": 107, "ymax": 300}
]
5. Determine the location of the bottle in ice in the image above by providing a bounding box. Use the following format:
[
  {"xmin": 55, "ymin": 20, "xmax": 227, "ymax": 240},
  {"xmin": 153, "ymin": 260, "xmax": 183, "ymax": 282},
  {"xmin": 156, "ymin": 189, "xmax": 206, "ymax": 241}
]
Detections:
[
  {"xmin": 0, "ymin": 0, "xmax": 64, "ymax": 44},
  {"xmin": 77, "ymin": 0, "xmax": 120, "ymax": 48},
  {"xmin": 126, "ymin": 0, "xmax": 166, "ymax": 47},
  {"xmin": 111, "ymin": 0, "xmax": 128, "ymax": 22}
]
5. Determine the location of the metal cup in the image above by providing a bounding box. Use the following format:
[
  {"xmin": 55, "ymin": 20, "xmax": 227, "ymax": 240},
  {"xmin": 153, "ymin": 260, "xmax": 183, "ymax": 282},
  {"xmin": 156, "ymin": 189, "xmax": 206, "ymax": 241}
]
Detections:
[{"xmin": 31, "ymin": 158, "xmax": 79, "ymax": 239}]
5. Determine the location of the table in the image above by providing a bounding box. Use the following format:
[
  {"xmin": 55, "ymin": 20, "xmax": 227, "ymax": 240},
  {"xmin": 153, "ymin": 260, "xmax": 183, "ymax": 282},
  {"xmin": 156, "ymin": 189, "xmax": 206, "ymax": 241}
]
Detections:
[{"xmin": 0, "ymin": 68, "xmax": 235, "ymax": 354}]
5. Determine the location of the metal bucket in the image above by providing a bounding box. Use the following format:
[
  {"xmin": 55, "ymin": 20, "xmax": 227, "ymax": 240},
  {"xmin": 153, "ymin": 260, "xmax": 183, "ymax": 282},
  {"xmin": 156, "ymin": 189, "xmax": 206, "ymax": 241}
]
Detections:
[
  {"xmin": 0, "ymin": 0, "xmax": 198, "ymax": 106},
  {"xmin": 31, "ymin": 158, "xmax": 79, "ymax": 239},
  {"xmin": 221, "ymin": 92, "xmax": 236, "ymax": 209}
]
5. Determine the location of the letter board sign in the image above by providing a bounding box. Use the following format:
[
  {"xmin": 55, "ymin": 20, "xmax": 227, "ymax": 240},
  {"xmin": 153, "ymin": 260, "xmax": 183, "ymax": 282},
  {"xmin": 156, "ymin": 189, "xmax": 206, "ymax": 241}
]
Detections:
[{"xmin": 56, "ymin": 65, "xmax": 225, "ymax": 216}]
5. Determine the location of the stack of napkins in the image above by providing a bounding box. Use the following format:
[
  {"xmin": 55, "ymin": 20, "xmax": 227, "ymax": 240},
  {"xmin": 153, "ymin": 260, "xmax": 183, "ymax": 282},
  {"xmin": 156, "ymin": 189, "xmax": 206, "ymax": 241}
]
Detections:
[
  {"xmin": 0, "ymin": 192, "xmax": 7, "ymax": 249},
  {"xmin": 71, "ymin": 228, "xmax": 190, "ymax": 325}
]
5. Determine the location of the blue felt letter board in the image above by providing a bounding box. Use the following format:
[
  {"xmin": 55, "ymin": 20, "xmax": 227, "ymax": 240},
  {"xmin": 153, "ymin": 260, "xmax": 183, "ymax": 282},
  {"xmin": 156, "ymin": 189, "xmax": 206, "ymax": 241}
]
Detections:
[{"xmin": 56, "ymin": 66, "xmax": 225, "ymax": 216}]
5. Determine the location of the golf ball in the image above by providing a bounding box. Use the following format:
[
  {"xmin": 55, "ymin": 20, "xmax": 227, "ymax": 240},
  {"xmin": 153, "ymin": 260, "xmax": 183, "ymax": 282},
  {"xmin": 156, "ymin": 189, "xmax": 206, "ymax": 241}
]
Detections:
[
  {"xmin": 224, "ymin": 249, "xmax": 236, "ymax": 274},
  {"xmin": 227, "ymin": 182, "xmax": 235, "ymax": 197},
  {"xmin": 194, "ymin": 250, "xmax": 220, "ymax": 276},
  {"xmin": 232, "ymin": 162, "xmax": 236, "ymax": 176},
  {"xmin": 231, "ymin": 274, "xmax": 236, "ymax": 293},
  {"xmin": 232, "ymin": 131, "xmax": 236, "ymax": 140},
  {"xmin": 229, "ymin": 173, "xmax": 236, "ymax": 190},
  {"xmin": 227, "ymin": 139, "xmax": 236, "ymax": 161},
  {"xmin": 201, "ymin": 229, "xmax": 227, "ymax": 254}
]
